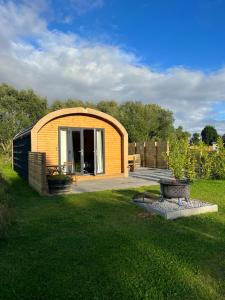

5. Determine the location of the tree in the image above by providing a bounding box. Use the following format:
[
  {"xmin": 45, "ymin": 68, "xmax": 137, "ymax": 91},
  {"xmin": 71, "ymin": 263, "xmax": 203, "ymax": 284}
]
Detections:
[
  {"xmin": 222, "ymin": 134, "xmax": 225, "ymax": 146},
  {"xmin": 190, "ymin": 132, "xmax": 200, "ymax": 145},
  {"xmin": 144, "ymin": 104, "xmax": 174, "ymax": 140},
  {"xmin": 0, "ymin": 83, "xmax": 176, "ymax": 156},
  {"xmin": 49, "ymin": 99, "xmax": 85, "ymax": 111},
  {"xmin": 118, "ymin": 102, "xmax": 174, "ymax": 142},
  {"xmin": 96, "ymin": 100, "xmax": 119, "ymax": 119},
  {"xmin": 118, "ymin": 101, "xmax": 149, "ymax": 142},
  {"xmin": 174, "ymin": 126, "xmax": 190, "ymax": 141},
  {"xmin": 201, "ymin": 125, "xmax": 218, "ymax": 146},
  {"xmin": 0, "ymin": 84, "xmax": 47, "ymax": 155}
]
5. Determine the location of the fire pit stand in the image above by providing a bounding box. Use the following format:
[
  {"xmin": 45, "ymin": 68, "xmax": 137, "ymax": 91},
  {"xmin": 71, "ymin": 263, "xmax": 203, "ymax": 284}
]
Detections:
[{"xmin": 159, "ymin": 179, "xmax": 190, "ymax": 206}]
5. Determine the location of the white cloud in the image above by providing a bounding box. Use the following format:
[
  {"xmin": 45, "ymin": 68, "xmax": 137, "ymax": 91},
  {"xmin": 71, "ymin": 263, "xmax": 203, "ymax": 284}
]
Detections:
[{"xmin": 0, "ymin": 0, "xmax": 225, "ymax": 133}]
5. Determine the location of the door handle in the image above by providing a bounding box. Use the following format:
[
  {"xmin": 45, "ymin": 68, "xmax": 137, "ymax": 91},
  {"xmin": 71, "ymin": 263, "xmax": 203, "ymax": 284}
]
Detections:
[{"xmin": 78, "ymin": 150, "xmax": 83, "ymax": 156}]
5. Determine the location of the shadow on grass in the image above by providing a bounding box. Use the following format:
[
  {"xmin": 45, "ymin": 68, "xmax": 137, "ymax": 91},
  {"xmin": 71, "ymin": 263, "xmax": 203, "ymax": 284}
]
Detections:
[
  {"xmin": 0, "ymin": 172, "xmax": 14, "ymax": 240},
  {"xmin": 0, "ymin": 164, "xmax": 225, "ymax": 299}
]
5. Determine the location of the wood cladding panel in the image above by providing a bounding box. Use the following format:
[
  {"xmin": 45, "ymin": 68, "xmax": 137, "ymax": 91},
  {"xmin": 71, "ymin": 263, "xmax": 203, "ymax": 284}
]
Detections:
[{"xmin": 37, "ymin": 115, "xmax": 122, "ymax": 175}]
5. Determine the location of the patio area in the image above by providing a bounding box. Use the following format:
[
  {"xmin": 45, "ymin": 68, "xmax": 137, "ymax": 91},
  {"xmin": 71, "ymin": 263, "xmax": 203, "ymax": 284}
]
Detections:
[{"xmin": 71, "ymin": 168, "xmax": 172, "ymax": 193}]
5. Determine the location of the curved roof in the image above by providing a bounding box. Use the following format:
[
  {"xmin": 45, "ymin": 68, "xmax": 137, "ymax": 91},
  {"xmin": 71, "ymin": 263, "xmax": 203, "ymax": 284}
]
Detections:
[
  {"xmin": 31, "ymin": 107, "xmax": 128, "ymax": 151},
  {"xmin": 31, "ymin": 107, "xmax": 128, "ymax": 136},
  {"xmin": 13, "ymin": 125, "xmax": 34, "ymax": 140}
]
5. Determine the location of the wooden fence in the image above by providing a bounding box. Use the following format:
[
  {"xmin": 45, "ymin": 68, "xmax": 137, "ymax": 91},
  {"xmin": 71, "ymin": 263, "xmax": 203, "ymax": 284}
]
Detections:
[
  {"xmin": 128, "ymin": 141, "xmax": 169, "ymax": 169},
  {"xmin": 128, "ymin": 154, "xmax": 141, "ymax": 171},
  {"xmin": 28, "ymin": 152, "xmax": 48, "ymax": 195}
]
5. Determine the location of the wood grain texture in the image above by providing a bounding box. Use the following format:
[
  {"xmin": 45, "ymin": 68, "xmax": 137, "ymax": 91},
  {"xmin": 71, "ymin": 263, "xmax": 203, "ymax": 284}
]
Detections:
[
  {"xmin": 28, "ymin": 152, "xmax": 48, "ymax": 195},
  {"xmin": 129, "ymin": 141, "xmax": 168, "ymax": 169},
  {"xmin": 35, "ymin": 114, "xmax": 126, "ymax": 176}
]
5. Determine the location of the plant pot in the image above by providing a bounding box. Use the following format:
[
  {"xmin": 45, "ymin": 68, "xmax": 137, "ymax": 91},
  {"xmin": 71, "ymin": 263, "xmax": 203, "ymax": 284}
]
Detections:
[
  {"xmin": 48, "ymin": 176, "xmax": 72, "ymax": 194},
  {"xmin": 159, "ymin": 179, "xmax": 190, "ymax": 201}
]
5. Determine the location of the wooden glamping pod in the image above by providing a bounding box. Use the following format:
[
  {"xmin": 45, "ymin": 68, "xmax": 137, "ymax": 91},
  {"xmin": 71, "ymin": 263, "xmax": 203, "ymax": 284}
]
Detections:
[{"xmin": 13, "ymin": 107, "xmax": 128, "ymax": 181}]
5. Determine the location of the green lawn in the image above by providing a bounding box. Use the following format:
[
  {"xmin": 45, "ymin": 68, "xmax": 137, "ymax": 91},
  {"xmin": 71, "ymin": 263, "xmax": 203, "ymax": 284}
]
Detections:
[{"xmin": 0, "ymin": 162, "xmax": 225, "ymax": 300}]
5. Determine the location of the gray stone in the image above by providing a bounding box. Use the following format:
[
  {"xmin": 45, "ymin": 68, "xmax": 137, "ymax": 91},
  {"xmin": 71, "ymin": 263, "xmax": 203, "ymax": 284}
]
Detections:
[{"xmin": 134, "ymin": 198, "xmax": 218, "ymax": 220}]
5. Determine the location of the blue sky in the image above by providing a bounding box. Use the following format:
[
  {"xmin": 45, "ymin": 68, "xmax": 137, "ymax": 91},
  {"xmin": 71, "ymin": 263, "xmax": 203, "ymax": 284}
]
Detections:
[
  {"xmin": 0, "ymin": 0, "xmax": 225, "ymax": 133},
  {"xmin": 50, "ymin": 0, "xmax": 225, "ymax": 70}
]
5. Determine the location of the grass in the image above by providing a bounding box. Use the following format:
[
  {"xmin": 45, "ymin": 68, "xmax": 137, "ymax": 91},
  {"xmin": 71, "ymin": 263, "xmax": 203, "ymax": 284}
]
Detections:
[
  {"xmin": 0, "ymin": 172, "xmax": 13, "ymax": 239},
  {"xmin": 0, "ymin": 162, "xmax": 225, "ymax": 300}
]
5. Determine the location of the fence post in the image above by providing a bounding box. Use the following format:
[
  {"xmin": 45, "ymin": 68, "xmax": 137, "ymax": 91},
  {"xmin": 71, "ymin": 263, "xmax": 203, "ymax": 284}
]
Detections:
[
  {"xmin": 155, "ymin": 141, "xmax": 158, "ymax": 168},
  {"xmin": 136, "ymin": 142, "xmax": 145, "ymax": 167}
]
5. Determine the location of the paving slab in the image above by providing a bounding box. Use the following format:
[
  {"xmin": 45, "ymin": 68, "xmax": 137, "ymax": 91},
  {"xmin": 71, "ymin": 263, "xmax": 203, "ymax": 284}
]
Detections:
[
  {"xmin": 134, "ymin": 197, "xmax": 218, "ymax": 220},
  {"xmin": 130, "ymin": 167, "xmax": 173, "ymax": 182},
  {"xmin": 71, "ymin": 176, "xmax": 158, "ymax": 194}
]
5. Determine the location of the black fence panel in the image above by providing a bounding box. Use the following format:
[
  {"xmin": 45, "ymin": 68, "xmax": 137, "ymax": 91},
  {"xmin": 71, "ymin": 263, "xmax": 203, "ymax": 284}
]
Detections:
[{"xmin": 13, "ymin": 132, "xmax": 31, "ymax": 180}]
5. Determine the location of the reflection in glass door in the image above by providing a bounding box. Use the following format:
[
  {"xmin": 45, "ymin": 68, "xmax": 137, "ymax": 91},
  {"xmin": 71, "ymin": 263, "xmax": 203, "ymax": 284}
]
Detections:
[
  {"xmin": 59, "ymin": 127, "xmax": 104, "ymax": 175},
  {"xmin": 83, "ymin": 129, "xmax": 95, "ymax": 174},
  {"xmin": 72, "ymin": 130, "xmax": 82, "ymax": 173},
  {"xmin": 95, "ymin": 129, "xmax": 104, "ymax": 174},
  {"xmin": 59, "ymin": 128, "xmax": 68, "ymax": 173}
]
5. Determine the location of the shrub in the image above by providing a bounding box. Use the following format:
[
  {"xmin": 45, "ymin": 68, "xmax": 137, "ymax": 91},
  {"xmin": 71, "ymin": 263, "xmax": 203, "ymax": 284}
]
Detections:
[
  {"xmin": 166, "ymin": 137, "xmax": 225, "ymax": 181},
  {"xmin": 198, "ymin": 142, "xmax": 213, "ymax": 179},
  {"xmin": 166, "ymin": 137, "xmax": 197, "ymax": 181},
  {"xmin": 197, "ymin": 138, "xmax": 225, "ymax": 180},
  {"xmin": 166, "ymin": 138, "xmax": 186, "ymax": 179},
  {"xmin": 211, "ymin": 138, "xmax": 225, "ymax": 179},
  {"xmin": 185, "ymin": 147, "xmax": 197, "ymax": 181}
]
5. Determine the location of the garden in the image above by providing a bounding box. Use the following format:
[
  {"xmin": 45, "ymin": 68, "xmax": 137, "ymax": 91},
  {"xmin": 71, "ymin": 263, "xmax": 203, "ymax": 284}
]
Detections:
[
  {"xmin": 0, "ymin": 85, "xmax": 225, "ymax": 299},
  {"xmin": 0, "ymin": 158, "xmax": 225, "ymax": 300}
]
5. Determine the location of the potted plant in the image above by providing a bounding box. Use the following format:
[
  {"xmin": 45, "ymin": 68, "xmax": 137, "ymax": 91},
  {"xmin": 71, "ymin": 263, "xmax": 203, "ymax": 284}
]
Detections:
[
  {"xmin": 47, "ymin": 174, "xmax": 73, "ymax": 194},
  {"xmin": 161, "ymin": 138, "xmax": 196, "ymax": 205}
]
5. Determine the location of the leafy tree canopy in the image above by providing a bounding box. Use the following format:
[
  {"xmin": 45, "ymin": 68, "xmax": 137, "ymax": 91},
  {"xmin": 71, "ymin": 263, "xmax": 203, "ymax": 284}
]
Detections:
[
  {"xmin": 0, "ymin": 84, "xmax": 186, "ymax": 155},
  {"xmin": 201, "ymin": 125, "xmax": 218, "ymax": 146},
  {"xmin": 190, "ymin": 132, "xmax": 201, "ymax": 145},
  {"xmin": 174, "ymin": 126, "xmax": 190, "ymax": 141},
  {"xmin": 222, "ymin": 134, "xmax": 225, "ymax": 145},
  {"xmin": 0, "ymin": 84, "xmax": 47, "ymax": 155}
]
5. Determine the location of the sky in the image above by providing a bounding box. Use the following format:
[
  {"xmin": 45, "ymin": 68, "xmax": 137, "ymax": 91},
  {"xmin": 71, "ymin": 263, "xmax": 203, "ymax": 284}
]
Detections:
[{"xmin": 0, "ymin": 0, "xmax": 225, "ymax": 133}]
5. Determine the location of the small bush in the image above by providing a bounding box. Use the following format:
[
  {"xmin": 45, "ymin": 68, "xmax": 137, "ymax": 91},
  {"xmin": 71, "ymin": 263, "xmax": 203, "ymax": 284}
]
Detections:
[
  {"xmin": 198, "ymin": 142, "xmax": 213, "ymax": 179},
  {"xmin": 166, "ymin": 137, "xmax": 197, "ymax": 181},
  {"xmin": 211, "ymin": 138, "xmax": 225, "ymax": 179},
  {"xmin": 185, "ymin": 147, "xmax": 197, "ymax": 181},
  {"xmin": 167, "ymin": 137, "xmax": 225, "ymax": 181},
  {"xmin": 166, "ymin": 138, "xmax": 187, "ymax": 180}
]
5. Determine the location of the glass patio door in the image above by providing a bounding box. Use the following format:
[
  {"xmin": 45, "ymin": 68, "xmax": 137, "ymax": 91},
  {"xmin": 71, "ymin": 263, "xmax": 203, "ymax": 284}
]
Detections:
[
  {"xmin": 95, "ymin": 129, "xmax": 104, "ymax": 174},
  {"xmin": 59, "ymin": 127, "xmax": 104, "ymax": 175},
  {"xmin": 68, "ymin": 129, "xmax": 83, "ymax": 174},
  {"xmin": 59, "ymin": 128, "xmax": 68, "ymax": 172}
]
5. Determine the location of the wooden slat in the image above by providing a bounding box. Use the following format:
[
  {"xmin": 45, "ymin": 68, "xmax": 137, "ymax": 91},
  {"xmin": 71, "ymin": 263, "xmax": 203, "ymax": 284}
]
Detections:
[
  {"xmin": 128, "ymin": 141, "xmax": 168, "ymax": 169},
  {"xmin": 37, "ymin": 114, "xmax": 123, "ymax": 175},
  {"xmin": 28, "ymin": 152, "xmax": 48, "ymax": 195}
]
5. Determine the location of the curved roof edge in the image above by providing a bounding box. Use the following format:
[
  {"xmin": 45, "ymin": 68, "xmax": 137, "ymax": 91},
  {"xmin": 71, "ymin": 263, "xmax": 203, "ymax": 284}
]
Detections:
[
  {"xmin": 31, "ymin": 107, "xmax": 128, "ymax": 136},
  {"xmin": 13, "ymin": 125, "xmax": 35, "ymax": 140}
]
